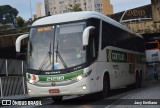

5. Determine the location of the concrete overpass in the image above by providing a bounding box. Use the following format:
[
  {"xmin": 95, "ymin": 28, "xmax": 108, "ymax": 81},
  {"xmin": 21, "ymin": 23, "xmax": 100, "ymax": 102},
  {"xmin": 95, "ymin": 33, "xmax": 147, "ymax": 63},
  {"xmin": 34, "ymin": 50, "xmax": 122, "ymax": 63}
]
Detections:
[
  {"xmin": 0, "ymin": 33, "xmax": 28, "ymax": 59},
  {"xmin": 110, "ymin": 0, "xmax": 160, "ymax": 41}
]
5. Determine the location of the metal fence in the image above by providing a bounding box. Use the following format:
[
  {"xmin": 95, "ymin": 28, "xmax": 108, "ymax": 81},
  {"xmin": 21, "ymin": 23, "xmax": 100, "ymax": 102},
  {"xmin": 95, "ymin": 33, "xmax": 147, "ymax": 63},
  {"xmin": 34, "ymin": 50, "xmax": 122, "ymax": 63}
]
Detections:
[{"xmin": 0, "ymin": 59, "xmax": 27, "ymax": 98}]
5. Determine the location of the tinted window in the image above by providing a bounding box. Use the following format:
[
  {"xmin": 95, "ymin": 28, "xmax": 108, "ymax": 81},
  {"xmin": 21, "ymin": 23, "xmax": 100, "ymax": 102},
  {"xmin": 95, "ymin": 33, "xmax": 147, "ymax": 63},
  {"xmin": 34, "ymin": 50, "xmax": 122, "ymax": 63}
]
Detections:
[
  {"xmin": 102, "ymin": 21, "xmax": 145, "ymax": 53},
  {"xmin": 102, "ymin": 21, "xmax": 129, "ymax": 50}
]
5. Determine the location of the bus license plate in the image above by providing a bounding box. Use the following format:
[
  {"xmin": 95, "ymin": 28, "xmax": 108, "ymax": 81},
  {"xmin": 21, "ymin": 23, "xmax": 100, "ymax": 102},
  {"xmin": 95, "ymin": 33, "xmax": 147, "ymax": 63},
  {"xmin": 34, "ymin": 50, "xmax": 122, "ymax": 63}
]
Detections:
[{"xmin": 49, "ymin": 89, "xmax": 60, "ymax": 94}]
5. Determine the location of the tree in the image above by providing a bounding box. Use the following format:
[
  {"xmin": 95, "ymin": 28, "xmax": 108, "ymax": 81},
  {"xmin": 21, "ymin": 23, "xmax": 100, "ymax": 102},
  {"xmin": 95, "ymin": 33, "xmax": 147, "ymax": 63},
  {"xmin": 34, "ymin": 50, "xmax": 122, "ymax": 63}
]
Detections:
[
  {"xmin": 0, "ymin": 5, "xmax": 19, "ymax": 24},
  {"xmin": 16, "ymin": 16, "xmax": 25, "ymax": 27},
  {"xmin": 69, "ymin": 4, "xmax": 82, "ymax": 12}
]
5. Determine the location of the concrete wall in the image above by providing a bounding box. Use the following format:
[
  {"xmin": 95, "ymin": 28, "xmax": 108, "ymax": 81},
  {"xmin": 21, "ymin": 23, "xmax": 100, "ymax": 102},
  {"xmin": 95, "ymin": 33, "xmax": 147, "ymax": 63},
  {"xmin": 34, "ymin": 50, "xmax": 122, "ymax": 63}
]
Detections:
[
  {"xmin": 151, "ymin": 0, "xmax": 160, "ymax": 23},
  {"xmin": 124, "ymin": 20, "xmax": 160, "ymax": 34},
  {"xmin": 0, "ymin": 33, "xmax": 28, "ymax": 59},
  {"xmin": 109, "ymin": 0, "xmax": 160, "ymax": 35}
]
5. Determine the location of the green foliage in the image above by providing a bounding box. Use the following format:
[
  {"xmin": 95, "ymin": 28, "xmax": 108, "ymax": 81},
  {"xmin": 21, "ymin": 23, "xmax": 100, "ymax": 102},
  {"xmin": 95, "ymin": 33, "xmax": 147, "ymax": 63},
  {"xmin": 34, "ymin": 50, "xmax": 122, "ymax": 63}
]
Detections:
[
  {"xmin": 0, "ymin": 27, "xmax": 30, "ymax": 36},
  {"xmin": 16, "ymin": 16, "xmax": 25, "ymax": 27},
  {"xmin": 69, "ymin": 4, "xmax": 82, "ymax": 12},
  {"xmin": 0, "ymin": 5, "xmax": 19, "ymax": 24}
]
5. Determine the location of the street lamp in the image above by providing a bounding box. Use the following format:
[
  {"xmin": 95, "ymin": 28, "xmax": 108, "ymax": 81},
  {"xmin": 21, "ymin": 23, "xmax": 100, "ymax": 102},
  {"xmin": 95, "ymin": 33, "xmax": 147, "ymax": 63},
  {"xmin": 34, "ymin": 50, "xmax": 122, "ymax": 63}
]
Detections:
[
  {"xmin": 29, "ymin": 0, "xmax": 33, "ymax": 20},
  {"xmin": 12, "ymin": 15, "xmax": 18, "ymax": 28}
]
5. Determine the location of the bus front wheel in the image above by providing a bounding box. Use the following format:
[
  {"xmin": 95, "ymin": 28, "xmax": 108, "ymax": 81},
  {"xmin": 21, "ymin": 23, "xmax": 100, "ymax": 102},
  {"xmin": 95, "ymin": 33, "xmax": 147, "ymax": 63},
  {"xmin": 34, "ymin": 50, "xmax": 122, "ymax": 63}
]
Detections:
[
  {"xmin": 99, "ymin": 74, "xmax": 110, "ymax": 98},
  {"xmin": 52, "ymin": 96, "xmax": 63, "ymax": 103}
]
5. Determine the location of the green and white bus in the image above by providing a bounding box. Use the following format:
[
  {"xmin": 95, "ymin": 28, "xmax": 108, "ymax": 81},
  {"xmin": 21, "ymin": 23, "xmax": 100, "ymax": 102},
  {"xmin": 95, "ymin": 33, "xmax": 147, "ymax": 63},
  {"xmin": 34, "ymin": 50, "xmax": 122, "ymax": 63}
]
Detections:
[{"xmin": 16, "ymin": 11, "xmax": 146, "ymax": 102}]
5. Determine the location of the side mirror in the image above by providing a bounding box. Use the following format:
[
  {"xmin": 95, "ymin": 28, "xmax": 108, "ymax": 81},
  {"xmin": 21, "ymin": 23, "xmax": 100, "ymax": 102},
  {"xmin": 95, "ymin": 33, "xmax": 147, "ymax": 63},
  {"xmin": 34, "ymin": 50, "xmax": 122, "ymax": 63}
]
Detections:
[
  {"xmin": 16, "ymin": 34, "xmax": 29, "ymax": 52},
  {"xmin": 82, "ymin": 26, "xmax": 95, "ymax": 46}
]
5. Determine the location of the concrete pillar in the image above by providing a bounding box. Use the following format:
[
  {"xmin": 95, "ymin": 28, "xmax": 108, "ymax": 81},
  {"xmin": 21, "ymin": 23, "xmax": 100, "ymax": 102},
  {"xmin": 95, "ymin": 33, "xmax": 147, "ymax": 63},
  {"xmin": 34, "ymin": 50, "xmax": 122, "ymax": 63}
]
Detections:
[{"xmin": 151, "ymin": 0, "xmax": 160, "ymax": 23}]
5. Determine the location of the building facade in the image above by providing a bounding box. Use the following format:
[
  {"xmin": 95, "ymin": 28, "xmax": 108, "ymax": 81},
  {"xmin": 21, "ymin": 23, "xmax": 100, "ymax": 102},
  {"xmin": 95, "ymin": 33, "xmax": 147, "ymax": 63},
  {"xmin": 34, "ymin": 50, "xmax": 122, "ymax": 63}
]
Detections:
[
  {"xmin": 32, "ymin": 14, "xmax": 37, "ymax": 20},
  {"xmin": 102, "ymin": 0, "xmax": 113, "ymax": 15},
  {"xmin": 41, "ymin": 0, "xmax": 49, "ymax": 16},
  {"xmin": 41, "ymin": 0, "xmax": 113, "ymax": 16},
  {"xmin": 36, "ymin": 2, "xmax": 42, "ymax": 18}
]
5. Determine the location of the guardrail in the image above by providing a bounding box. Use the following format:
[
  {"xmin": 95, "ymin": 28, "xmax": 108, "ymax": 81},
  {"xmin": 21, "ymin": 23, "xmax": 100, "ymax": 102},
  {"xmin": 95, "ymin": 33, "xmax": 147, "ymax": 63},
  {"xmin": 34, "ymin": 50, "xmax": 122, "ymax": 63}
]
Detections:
[{"xmin": 0, "ymin": 59, "xmax": 27, "ymax": 98}]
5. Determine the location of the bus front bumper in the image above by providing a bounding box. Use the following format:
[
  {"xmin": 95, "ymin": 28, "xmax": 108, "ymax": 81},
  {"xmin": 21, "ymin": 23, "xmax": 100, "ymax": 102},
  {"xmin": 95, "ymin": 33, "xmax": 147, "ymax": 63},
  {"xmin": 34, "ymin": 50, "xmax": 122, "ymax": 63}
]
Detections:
[{"xmin": 27, "ymin": 77, "xmax": 93, "ymax": 97}]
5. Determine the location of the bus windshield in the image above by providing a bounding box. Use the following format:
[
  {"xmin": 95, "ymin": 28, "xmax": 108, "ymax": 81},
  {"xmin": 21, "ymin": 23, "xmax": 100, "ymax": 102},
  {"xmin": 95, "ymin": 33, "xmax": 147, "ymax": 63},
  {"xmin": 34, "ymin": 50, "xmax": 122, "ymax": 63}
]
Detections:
[
  {"xmin": 27, "ymin": 22, "xmax": 86, "ymax": 71},
  {"xmin": 54, "ymin": 22, "xmax": 86, "ymax": 70}
]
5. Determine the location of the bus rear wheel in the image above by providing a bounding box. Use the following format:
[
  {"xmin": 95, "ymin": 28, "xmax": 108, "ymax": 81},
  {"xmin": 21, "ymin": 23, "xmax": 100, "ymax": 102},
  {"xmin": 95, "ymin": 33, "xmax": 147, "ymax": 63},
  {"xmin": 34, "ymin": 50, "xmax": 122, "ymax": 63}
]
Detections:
[
  {"xmin": 52, "ymin": 96, "xmax": 63, "ymax": 103},
  {"xmin": 135, "ymin": 71, "xmax": 142, "ymax": 88}
]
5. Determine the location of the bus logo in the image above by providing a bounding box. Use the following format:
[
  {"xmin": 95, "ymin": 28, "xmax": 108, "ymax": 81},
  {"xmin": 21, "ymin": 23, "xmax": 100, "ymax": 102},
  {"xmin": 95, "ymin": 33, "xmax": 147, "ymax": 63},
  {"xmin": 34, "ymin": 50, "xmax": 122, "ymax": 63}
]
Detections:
[
  {"xmin": 46, "ymin": 76, "xmax": 64, "ymax": 81},
  {"xmin": 112, "ymin": 52, "xmax": 125, "ymax": 61},
  {"xmin": 2, "ymin": 100, "xmax": 11, "ymax": 105}
]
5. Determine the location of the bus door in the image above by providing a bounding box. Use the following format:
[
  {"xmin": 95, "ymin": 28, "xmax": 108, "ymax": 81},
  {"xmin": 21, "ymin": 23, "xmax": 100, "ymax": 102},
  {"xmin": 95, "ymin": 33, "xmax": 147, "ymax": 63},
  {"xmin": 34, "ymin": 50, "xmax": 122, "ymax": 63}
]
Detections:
[{"xmin": 88, "ymin": 36, "xmax": 98, "ymax": 92}]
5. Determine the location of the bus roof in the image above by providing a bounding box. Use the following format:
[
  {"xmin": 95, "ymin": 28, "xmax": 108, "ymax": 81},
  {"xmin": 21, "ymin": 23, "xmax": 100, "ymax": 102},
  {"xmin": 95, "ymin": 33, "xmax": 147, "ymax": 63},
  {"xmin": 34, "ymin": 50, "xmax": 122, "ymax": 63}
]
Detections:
[{"xmin": 32, "ymin": 11, "xmax": 142, "ymax": 38}]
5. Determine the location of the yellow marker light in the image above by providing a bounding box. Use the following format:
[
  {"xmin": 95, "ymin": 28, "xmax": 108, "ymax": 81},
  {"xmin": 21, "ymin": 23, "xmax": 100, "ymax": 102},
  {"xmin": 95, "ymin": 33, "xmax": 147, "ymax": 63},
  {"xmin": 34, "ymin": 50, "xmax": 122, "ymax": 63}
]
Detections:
[
  {"xmin": 77, "ymin": 75, "xmax": 83, "ymax": 81},
  {"xmin": 38, "ymin": 27, "xmax": 51, "ymax": 32}
]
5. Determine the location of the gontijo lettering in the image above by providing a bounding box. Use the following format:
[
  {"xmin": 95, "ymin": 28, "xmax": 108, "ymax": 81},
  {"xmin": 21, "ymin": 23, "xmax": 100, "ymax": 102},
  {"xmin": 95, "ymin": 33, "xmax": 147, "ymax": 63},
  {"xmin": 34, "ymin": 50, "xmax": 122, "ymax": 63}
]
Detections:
[
  {"xmin": 112, "ymin": 52, "xmax": 125, "ymax": 61},
  {"xmin": 46, "ymin": 76, "xmax": 64, "ymax": 81}
]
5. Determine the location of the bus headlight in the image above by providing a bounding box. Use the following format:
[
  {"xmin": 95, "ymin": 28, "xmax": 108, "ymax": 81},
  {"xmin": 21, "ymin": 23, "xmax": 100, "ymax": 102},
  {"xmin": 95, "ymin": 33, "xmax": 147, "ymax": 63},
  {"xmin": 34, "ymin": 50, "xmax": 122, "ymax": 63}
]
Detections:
[
  {"xmin": 75, "ymin": 70, "xmax": 92, "ymax": 81},
  {"xmin": 29, "ymin": 79, "xmax": 34, "ymax": 84},
  {"xmin": 77, "ymin": 75, "xmax": 83, "ymax": 81},
  {"xmin": 28, "ymin": 79, "xmax": 37, "ymax": 84},
  {"xmin": 27, "ymin": 74, "xmax": 38, "ymax": 84}
]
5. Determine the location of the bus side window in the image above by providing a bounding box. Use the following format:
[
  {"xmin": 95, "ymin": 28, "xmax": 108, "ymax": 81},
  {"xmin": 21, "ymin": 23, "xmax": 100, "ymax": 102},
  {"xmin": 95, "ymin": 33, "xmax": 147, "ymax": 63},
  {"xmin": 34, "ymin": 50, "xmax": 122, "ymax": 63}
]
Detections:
[{"xmin": 88, "ymin": 36, "xmax": 96, "ymax": 61}]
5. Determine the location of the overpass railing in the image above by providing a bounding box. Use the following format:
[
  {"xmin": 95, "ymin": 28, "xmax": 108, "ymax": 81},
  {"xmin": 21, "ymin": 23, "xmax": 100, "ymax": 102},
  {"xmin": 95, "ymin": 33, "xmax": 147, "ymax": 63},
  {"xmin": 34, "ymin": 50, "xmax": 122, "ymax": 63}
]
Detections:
[{"xmin": 0, "ymin": 59, "xmax": 27, "ymax": 98}]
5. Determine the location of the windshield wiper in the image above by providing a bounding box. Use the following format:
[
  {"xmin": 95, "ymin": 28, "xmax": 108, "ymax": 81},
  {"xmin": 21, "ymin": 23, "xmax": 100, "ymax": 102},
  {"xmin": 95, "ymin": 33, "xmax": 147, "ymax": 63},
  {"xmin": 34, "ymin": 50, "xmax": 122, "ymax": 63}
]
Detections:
[
  {"xmin": 39, "ymin": 43, "xmax": 52, "ymax": 70},
  {"xmin": 49, "ymin": 43, "xmax": 52, "ymax": 64},
  {"xmin": 55, "ymin": 42, "xmax": 68, "ymax": 69}
]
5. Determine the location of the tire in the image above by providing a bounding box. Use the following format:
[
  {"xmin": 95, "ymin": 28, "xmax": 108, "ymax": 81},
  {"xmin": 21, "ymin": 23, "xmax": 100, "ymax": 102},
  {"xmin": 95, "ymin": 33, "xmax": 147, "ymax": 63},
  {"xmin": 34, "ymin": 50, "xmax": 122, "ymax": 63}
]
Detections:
[
  {"xmin": 52, "ymin": 96, "xmax": 63, "ymax": 103},
  {"xmin": 139, "ymin": 71, "xmax": 142, "ymax": 87},
  {"xmin": 134, "ymin": 71, "xmax": 142, "ymax": 88},
  {"xmin": 99, "ymin": 75, "xmax": 110, "ymax": 98},
  {"xmin": 154, "ymin": 73, "xmax": 158, "ymax": 80}
]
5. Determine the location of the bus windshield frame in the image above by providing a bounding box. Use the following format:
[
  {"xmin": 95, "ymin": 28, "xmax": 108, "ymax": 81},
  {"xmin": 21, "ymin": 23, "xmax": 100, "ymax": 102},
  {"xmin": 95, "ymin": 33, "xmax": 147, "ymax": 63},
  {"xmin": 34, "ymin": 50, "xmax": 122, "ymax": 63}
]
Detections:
[{"xmin": 27, "ymin": 21, "xmax": 87, "ymax": 71}]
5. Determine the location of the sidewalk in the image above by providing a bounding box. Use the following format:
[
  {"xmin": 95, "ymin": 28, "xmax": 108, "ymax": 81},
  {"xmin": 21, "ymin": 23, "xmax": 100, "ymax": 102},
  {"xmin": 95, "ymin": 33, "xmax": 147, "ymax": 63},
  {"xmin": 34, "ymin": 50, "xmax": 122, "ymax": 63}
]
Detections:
[
  {"xmin": 106, "ymin": 80, "xmax": 160, "ymax": 108},
  {"xmin": 0, "ymin": 94, "xmax": 30, "ymax": 100}
]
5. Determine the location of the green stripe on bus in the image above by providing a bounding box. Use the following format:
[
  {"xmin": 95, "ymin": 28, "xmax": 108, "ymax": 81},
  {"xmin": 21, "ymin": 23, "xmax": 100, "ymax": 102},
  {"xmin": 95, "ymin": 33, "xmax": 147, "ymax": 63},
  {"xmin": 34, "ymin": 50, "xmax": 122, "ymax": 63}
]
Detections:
[{"xmin": 37, "ymin": 69, "xmax": 83, "ymax": 82}]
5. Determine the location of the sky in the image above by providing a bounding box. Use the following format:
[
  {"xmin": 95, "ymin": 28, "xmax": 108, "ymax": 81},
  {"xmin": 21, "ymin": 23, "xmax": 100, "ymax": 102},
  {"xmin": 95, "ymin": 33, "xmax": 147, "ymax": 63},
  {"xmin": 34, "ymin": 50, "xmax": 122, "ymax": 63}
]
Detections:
[{"xmin": 0, "ymin": 0, "xmax": 151, "ymax": 21}]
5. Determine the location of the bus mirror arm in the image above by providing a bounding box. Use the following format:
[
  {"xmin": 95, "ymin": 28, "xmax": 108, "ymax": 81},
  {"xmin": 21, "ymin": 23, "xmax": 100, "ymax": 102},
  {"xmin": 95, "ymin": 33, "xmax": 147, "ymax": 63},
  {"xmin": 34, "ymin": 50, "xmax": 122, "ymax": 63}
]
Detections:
[
  {"xmin": 15, "ymin": 34, "xmax": 29, "ymax": 52},
  {"xmin": 82, "ymin": 26, "xmax": 95, "ymax": 46}
]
